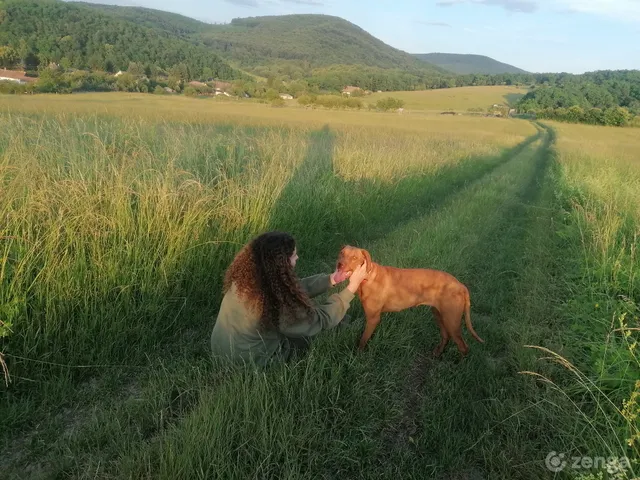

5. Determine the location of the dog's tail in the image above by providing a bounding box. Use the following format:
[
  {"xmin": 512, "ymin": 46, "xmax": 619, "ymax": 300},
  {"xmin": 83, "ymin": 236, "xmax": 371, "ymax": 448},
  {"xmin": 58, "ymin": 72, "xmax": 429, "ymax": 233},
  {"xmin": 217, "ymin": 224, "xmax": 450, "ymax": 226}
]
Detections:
[{"xmin": 464, "ymin": 288, "xmax": 484, "ymax": 343}]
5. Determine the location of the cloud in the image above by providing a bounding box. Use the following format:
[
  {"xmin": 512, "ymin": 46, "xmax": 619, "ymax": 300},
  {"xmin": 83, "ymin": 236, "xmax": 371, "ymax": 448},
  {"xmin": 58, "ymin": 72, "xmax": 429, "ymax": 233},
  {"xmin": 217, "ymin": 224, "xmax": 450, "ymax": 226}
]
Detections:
[
  {"xmin": 223, "ymin": 0, "xmax": 325, "ymax": 6},
  {"xmin": 436, "ymin": 0, "xmax": 640, "ymax": 21},
  {"xmin": 436, "ymin": 0, "xmax": 538, "ymax": 12},
  {"xmin": 416, "ymin": 20, "xmax": 453, "ymax": 27},
  {"xmin": 280, "ymin": 0, "xmax": 325, "ymax": 5},
  {"xmin": 558, "ymin": 0, "xmax": 640, "ymax": 22},
  {"xmin": 223, "ymin": 0, "xmax": 260, "ymax": 6}
]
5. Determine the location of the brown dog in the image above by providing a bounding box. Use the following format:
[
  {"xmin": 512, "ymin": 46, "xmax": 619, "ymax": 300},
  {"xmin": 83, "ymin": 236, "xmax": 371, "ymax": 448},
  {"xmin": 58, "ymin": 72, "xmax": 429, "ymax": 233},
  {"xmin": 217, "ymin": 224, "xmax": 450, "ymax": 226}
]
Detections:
[{"xmin": 335, "ymin": 245, "xmax": 484, "ymax": 357}]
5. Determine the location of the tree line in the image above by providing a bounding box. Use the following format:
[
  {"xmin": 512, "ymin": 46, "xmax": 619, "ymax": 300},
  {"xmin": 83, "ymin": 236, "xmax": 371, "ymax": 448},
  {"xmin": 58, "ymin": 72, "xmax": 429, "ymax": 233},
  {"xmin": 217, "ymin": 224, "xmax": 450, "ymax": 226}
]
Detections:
[
  {"xmin": 0, "ymin": 0, "xmax": 243, "ymax": 81},
  {"xmin": 514, "ymin": 70, "xmax": 640, "ymax": 126},
  {"xmin": 1, "ymin": 1, "xmax": 638, "ymax": 126}
]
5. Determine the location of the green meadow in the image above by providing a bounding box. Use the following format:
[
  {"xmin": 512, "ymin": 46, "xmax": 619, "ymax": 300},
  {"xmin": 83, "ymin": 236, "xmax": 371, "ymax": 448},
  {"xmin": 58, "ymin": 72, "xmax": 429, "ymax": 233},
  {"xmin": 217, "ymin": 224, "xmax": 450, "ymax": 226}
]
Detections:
[{"xmin": 0, "ymin": 93, "xmax": 638, "ymax": 479}]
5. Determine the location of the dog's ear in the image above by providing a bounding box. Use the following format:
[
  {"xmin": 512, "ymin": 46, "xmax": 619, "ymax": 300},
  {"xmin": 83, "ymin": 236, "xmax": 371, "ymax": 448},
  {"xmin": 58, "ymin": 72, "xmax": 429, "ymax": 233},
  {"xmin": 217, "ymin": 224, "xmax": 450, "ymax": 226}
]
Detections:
[{"xmin": 360, "ymin": 248, "xmax": 373, "ymax": 273}]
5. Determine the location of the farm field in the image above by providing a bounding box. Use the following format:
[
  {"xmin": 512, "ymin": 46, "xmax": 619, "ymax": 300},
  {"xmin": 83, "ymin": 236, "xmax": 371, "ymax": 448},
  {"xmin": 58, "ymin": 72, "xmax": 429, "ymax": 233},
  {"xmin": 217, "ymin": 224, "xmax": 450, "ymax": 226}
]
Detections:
[
  {"xmin": 0, "ymin": 93, "xmax": 638, "ymax": 479},
  {"xmin": 0, "ymin": 85, "xmax": 527, "ymax": 121},
  {"xmin": 366, "ymin": 85, "xmax": 528, "ymax": 111}
]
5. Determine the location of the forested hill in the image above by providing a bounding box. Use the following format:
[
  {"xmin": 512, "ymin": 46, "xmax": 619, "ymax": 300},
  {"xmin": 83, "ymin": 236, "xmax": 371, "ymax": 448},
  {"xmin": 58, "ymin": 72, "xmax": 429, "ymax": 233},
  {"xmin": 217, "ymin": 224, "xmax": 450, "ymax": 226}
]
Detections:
[
  {"xmin": 71, "ymin": 6, "xmax": 446, "ymax": 74},
  {"xmin": 414, "ymin": 53, "xmax": 527, "ymax": 75},
  {"xmin": 0, "ymin": 0, "xmax": 242, "ymax": 80},
  {"xmin": 1, "ymin": 0, "xmax": 639, "ymax": 122},
  {"xmin": 516, "ymin": 70, "xmax": 640, "ymax": 125},
  {"xmin": 0, "ymin": 1, "xmax": 452, "ymax": 88},
  {"xmin": 196, "ymin": 15, "xmax": 445, "ymax": 73},
  {"xmin": 77, "ymin": 2, "xmax": 212, "ymax": 36}
]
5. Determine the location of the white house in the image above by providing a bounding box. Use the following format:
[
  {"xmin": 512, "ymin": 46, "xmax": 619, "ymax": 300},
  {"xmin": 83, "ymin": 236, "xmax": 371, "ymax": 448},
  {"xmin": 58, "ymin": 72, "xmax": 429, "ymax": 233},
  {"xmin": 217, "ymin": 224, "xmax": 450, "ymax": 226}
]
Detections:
[{"xmin": 0, "ymin": 76, "xmax": 25, "ymax": 84}]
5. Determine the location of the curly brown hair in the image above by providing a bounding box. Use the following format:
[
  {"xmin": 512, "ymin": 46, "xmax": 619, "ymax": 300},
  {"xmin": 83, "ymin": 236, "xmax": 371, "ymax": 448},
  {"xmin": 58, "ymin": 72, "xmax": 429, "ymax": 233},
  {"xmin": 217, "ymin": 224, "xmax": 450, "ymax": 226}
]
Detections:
[{"xmin": 223, "ymin": 231, "xmax": 313, "ymax": 329}]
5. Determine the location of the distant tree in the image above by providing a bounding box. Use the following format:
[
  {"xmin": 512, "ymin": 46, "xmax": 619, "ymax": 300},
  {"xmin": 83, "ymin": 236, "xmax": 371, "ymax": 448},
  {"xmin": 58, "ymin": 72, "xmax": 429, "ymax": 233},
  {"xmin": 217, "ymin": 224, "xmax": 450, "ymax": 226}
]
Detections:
[
  {"xmin": 115, "ymin": 72, "xmax": 136, "ymax": 91},
  {"xmin": 566, "ymin": 105, "xmax": 585, "ymax": 123},
  {"xmin": 183, "ymin": 86, "xmax": 197, "ymax": 97},
  {"xmin": 104, "ymin": 59, "xmax": 116, "ymax": 74},
  {"xmin": 202, "ymin": 67, "xmax": 213, "ymax": 80},
  {"xmin": 297, "ymin": 95, "xmax": 312, "ymax": 106},
  {"xmin": 585, "ymin": 108, "xmax": 604, "ymax": 125},
  {"xmin": 169, "ymin": 63, "xmax": 190, "ymax": 82},
  {"xmin": 59, "ymin": 57, "xmax": 72, "ymax": 71},
  {"xmin": 375, "ymin": 97, "xmax": 405, "ymax": 111},
  {"xmin": 0, "ymin": 45, "xmax": 18, "ymax": 68},
  {"xmin": 35, "ymin": 67, "xmax": 68, "ymax": 93},
  {"xmin": 23, "ymin": 52, "xmax": 40, "ymax": 73},
  {"xmin": 603, "ymin": 106, "xmax": 632, "ymax": 126},
  {"xmin": 17, "ymin": 39, "xmax": 29, "ymax": 64},
  {"xmin": 265, "ymin": 88, "xmax": 280, "ymax": 101},
  {"xmin": 127, "ymin": 62, "xmax": 144, "ymax": 76},
  {"xmin": 167, "ymin": 74, "xmax": 182, "ymax": 92}
]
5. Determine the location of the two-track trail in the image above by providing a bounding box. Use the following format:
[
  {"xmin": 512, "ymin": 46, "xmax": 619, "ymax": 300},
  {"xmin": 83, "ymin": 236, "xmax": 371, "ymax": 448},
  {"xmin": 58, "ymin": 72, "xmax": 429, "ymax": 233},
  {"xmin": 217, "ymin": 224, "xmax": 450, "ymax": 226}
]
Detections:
[
  {"xmin": 347, "ymin": 123, "xmax": 564, "ymax": 479},
  {"xmin": 1, "ymin": 123, "xmax": 570, "ymax": 480}
]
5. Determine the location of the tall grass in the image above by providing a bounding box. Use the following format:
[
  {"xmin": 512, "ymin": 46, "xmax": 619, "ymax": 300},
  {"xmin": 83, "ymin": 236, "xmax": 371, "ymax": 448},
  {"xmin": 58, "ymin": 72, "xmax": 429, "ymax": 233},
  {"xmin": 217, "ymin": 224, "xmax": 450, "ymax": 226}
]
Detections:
[
  {"xmin": 0, "ymin": 92, "xmax": 536, "ymax": 133},
  {"xmin": 2, "ymin": 94, "xmax": 638, "ymax": 478},
  {"xmin": 522, "ymin": 122, "xmax": 640, "ymax": 476},
  {"xmin": 0, "ymin": 109, "xmax": 532, "ymax": 384},
  {"xmin": 0, "ymin": 114, "xmax": 301, "ymax": 376}
]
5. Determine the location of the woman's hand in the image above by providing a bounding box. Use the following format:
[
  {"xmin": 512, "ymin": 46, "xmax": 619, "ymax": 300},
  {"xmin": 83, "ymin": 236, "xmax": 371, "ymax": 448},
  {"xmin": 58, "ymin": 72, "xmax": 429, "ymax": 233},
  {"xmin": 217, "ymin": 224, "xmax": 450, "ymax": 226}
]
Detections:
[{"xmin": 347, "ymin": 262, "xmax": 368, "ymax": 293}]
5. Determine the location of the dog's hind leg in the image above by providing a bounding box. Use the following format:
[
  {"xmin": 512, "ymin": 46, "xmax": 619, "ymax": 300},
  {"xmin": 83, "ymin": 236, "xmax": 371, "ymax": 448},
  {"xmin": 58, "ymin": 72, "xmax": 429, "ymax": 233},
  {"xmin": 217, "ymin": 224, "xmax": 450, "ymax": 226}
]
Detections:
[
  {"xmin": 431, "ymin": 307, "xmax": 449, "ymax": 358},
  {"xmin": 440, "ymin": 300, "xmax": 469, "ymax": 358},
  {"xmin": 451, "ymin": 332, "xmax": 469, "ymax": 357}
]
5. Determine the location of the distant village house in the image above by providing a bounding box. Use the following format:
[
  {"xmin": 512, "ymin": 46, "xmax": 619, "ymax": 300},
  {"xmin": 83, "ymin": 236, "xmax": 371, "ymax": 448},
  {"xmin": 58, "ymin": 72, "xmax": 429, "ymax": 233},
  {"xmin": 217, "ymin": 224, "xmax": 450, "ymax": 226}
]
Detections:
[
  {"xmin": 0, "ymin": 69, "xmax": 36, "ymax": 84},
  {"xmin": 211, "ymin": 81, "xmax": 232, "ymax": 92},
  {"xmin": 341, "ymin": 85, "xmax": 362, "ymax": 96}
]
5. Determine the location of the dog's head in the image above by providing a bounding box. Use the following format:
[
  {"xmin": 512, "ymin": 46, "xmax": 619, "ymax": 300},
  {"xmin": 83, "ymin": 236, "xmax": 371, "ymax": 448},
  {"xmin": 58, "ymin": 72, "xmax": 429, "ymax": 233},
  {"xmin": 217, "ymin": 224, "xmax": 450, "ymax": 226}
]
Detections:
[{"xmin": 333, "ymin": 245, "xmax": 373, "ymax": 283}]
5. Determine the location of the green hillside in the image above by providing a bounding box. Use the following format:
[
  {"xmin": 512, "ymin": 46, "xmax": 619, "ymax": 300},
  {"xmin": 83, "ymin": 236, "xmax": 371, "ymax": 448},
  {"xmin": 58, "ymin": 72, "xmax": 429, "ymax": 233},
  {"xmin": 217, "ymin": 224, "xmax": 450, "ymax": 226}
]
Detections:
[
  {"xmin": 77, "ymin": 2, "xmax": 213, "ymax": 37},
  {"xmin": 415, "ymin": 53, "xmax": 527, "ymax": 75},
  {"xmin": 0, "ymin": 0, "xmax": 241, "ymax": 79},
  {"xmin": 198, "ymin": 15, "xmax": 445, "ymax": 73},
  {"xmin": 74, "ymin": 7, "xmax": 448, "ymax": 77},
  {"xmin": 0, "ymin": 2, "xmax": 452, "ymax": 89}
]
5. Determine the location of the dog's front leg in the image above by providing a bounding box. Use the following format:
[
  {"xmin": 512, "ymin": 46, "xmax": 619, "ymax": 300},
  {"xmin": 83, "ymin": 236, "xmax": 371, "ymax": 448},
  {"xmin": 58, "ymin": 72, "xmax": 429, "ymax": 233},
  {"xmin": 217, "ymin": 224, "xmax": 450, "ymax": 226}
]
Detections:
[{"xmin": 358, "ymin": 310, "xmax": 381, "ymax": 350}]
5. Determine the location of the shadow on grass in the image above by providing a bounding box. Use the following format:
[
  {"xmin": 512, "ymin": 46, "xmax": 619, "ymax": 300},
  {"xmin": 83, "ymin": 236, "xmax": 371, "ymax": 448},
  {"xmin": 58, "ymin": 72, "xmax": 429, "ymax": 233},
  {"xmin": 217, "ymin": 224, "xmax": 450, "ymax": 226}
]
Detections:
[
  {"xmin": 267, "ymin": 123, "xmax": 543, "ymax": 271},
  {"xmin": 384, "ymin": 122, "xmax": 561, "ymax": 478}
]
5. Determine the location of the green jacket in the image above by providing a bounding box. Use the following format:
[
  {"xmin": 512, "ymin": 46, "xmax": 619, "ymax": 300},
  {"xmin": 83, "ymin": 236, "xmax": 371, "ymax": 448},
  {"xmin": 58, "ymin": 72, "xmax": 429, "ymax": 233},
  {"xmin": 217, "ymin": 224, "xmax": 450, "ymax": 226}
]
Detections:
[{"xmin": 210, "ymin": 274, "xmax": 355, "ymax": 367}]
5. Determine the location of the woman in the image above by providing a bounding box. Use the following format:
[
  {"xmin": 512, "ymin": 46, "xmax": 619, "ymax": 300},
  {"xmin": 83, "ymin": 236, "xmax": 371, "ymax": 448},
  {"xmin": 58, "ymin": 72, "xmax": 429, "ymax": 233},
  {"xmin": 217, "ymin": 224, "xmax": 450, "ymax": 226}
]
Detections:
[{"xmin": 211, "ymin": 231, "xmax": 368, "ymax": 367}]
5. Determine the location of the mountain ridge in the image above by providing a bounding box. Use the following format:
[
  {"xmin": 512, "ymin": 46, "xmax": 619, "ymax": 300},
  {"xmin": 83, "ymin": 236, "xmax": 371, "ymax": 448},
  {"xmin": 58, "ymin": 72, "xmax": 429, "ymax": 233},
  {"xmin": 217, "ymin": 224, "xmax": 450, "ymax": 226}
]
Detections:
[{"xmin": 414, "ymin": 53, "xmax": 528, "ymax": 75}]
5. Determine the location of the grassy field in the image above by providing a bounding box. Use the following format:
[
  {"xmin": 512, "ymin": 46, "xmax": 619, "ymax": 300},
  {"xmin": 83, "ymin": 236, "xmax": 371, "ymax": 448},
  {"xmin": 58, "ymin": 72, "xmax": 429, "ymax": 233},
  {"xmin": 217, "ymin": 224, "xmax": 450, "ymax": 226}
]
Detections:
[
  {"xmin": 0, "ymin": 85, "xmax": 528, "ymax": 120},
  {"xmin": 0, "ymin": 93, "xmax": 638, "ymax": 479},
  {"xmin": 366, "ymin": 85, "xmax": 528, "ymax": 111}
]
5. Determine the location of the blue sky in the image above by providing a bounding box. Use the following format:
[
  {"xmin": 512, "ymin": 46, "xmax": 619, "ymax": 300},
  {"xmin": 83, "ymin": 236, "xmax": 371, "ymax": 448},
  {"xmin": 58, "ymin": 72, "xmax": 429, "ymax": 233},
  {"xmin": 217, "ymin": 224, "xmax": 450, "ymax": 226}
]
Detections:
[{"xmin": 75, "ymin": 0, "xmax": 640, "ymax": 74}]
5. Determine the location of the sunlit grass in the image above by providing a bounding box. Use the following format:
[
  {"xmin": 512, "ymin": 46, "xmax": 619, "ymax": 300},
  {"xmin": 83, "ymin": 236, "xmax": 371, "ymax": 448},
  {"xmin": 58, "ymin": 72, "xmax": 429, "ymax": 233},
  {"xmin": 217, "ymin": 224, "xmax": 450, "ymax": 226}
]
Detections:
[
  {"xmin": 366, "ymin": 85, "xmax": 528, "ymax": 111},
  {"xmin": 0, "ymin": 90, "xmax": 533, "ymax": 129},
  {"xmin": 0, "ymin": 94, "xmax": 637, "ymax": 478}
]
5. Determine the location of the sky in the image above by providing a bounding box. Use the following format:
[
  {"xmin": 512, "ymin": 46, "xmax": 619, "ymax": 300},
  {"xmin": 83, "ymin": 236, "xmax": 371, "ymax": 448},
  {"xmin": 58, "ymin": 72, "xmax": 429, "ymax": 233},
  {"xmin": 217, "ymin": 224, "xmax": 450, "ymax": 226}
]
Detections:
[{"xmin": 72, "ymin": 0, "xmax": 640, "ymax": 74}]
